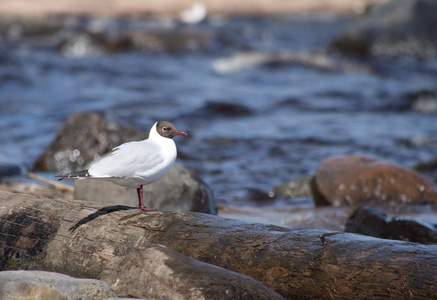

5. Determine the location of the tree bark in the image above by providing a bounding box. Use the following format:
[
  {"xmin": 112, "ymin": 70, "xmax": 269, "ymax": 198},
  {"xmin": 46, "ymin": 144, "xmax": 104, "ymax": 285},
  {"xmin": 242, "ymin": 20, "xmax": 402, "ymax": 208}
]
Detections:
[{"xmin": 0, "ymin": 190, "xmax": 436, "ymax": 299}]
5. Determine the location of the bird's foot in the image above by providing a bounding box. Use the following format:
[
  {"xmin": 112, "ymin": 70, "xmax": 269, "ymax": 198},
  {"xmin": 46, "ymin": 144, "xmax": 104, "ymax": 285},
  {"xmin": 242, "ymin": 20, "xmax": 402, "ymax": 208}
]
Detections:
[{"xmin": 140, "ymin": 206, "xmax": 157, "ymax": 211}]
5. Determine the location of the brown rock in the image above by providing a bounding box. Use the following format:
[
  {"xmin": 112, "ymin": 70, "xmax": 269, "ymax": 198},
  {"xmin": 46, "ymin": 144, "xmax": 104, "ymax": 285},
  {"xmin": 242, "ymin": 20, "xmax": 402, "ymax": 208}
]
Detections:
[
  {"xmin": 34, "ymin": 111, "xmax": 147, "ymax": 172},
  {"xmin": 312, "ymin": 155, "xmax": 437, "ymax": 206}
]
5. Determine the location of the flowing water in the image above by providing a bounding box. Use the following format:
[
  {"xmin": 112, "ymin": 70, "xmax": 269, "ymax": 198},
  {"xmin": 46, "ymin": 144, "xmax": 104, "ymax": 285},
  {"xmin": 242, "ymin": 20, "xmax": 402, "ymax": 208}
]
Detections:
[{"xmin": 1, "ymin": 14, "xmax": 436, "ymax": 214}]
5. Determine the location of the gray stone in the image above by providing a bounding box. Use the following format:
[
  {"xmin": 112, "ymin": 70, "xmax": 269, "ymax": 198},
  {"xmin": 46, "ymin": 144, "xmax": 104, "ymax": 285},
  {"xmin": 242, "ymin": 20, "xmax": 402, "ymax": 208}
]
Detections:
[
  {"xmin": 0, "ymin": 270, "xmax": 117, "ymax": 300},
  {"xmin": 0, "ymin": 163, "xmax": 23, "ymax": 180},
  {"xmin": 332, "ymin": 0, "xmax": 437, "ymax": 58},
  {"xmin": 34, "ymin": 111, "xmax": 215, "ymax": 213},
  {"xmin": 0, "ymin": 154, "xmax": 23, "ymax": 180},
  {"xmin": 345, "ymin": 205, "xmax": 437, "ymax": 244},
  {"xmin": 272, "ymin": 177, "xmax": 312, "ymax": 198},
  {"xmin": 34, "ymin": 111, "xmax": 147, "ymax": 172},
  {"xmin": 127, "ymin": 28, "xmax": 214, "ymax": 53},
  {"xmin": 0, "ymin": 15, "xmax": 61, "ymax": 39},
  {"xmin": 74, "ymin": 164, "xmax": 217, "ymax": 214}
]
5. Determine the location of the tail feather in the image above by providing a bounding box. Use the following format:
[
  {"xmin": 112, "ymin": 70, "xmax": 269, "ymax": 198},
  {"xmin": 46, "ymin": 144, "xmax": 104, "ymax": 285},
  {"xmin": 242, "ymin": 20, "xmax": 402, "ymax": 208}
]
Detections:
[{"xmin": 56, "ymin": 170, "xmax": 90, "ymax": 180}]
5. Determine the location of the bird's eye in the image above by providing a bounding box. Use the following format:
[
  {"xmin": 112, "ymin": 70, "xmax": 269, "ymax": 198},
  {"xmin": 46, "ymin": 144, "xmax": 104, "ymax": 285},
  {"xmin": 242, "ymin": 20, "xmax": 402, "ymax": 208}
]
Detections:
[{"xmin": 162, "ymin": 127, "xmax": 168, "ymax": 131}]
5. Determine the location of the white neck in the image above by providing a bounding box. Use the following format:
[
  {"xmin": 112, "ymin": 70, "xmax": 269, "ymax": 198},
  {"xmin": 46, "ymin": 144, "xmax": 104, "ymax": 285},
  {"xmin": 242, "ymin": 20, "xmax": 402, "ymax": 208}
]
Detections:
[{"xmin": 149, "ymin": 122, "xmax": 161, "ymax": 140}]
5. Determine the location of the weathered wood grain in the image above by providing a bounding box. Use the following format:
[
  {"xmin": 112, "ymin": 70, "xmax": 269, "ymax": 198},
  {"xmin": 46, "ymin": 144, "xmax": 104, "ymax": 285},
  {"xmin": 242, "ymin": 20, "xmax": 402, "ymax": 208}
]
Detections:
[{"xmin": 0, "ymin": 190, "xmax": 436, "ymax": 299}]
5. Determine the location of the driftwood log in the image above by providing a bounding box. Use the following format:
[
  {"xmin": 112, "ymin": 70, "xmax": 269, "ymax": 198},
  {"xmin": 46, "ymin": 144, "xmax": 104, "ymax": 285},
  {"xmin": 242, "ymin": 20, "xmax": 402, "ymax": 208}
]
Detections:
[{"xmin": 0, "ymin": 190, "xmax": 437, "ymax": 299}]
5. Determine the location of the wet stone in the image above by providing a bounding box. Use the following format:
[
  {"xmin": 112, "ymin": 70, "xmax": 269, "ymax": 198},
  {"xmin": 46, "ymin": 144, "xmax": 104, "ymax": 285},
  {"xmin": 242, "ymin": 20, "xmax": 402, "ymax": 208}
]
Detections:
[
  {"xmin": 241, "ymin": 188, "xmax": 275, "ymax": 206},
  {"xmin": 127, "ymin": 28, "xmax": 215, "ymax": 53},
  {"xmin": 184, "ymin": 101, "xmax": 254, "ymax": 120},
  {"xmin": 0, "ymin": 15, "xmax": 62, "ymax": 39},
  {"xmin": 414, "ymin": 158, "xmax": 437, "ymax": 175},
  {"xmin": 273, "ymin": 177, "xmax": 312, "ymax": 198},
  {"xmin": 331, "ymin": 0, "xmax": 437, "ymax": 59},
  {"xmin": 0, "ymin": 162, "xmax": 23, "ymax": 180},
  {"xmin": 59, "ymin": 32, "xmax": 106, "ymax": 57},
  {"xmin": 345, "ymin": 205, "xmax": 437, "ymax": 244},
  {"xmin": 311, "ymin": 155, "xmax": 437, "ymax": 207},
  {"xmin": 33, "ymin": 111, "xmax": 147, "ymax": 173},
  {"xmin": 74, "ymin": 164, "xmax": 217, "ymax": 214}
]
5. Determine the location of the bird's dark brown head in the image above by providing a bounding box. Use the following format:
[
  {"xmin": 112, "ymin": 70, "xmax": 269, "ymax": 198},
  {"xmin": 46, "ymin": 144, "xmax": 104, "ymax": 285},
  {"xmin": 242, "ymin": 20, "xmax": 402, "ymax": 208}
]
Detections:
[{"xmin": 156, "ymin": 121, "xmax": 188, "ymax": 139}]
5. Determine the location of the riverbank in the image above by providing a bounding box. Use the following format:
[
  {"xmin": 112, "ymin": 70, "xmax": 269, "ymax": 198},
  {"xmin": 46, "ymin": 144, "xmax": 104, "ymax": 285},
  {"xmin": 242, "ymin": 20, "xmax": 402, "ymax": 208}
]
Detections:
[{"xmin": 0, "ymin": 0, "xmax": 387, "ymax": 16}]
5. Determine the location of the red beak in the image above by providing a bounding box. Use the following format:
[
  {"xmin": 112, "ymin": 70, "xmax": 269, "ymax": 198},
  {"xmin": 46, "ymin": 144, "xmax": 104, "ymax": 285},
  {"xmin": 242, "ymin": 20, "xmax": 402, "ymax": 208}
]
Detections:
[{"xmin": 175, "ymin": 131, "xmax": 188, "ymax": 136}]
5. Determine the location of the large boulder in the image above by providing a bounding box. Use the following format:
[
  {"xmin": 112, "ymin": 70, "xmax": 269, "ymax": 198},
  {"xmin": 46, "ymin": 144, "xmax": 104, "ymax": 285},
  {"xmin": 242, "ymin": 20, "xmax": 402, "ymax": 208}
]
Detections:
[
  {"xmin": 0, "ymin": 270, "xmax": 117, "ymax": 300},
  {"xmin": 331, "ymin": 0, "xmax": 437, "ymax": 58},
  {"xmin": 33, "ymin": 112, "xmax": 215, "ymax": 213},
  {"xmin": 34, "ymin": 111, "xmax": 147, "ymax": 172},
  {"xmin": 345, "ymin": 205, "xmax": 437, "ymax": 244},
  {"xmin": 74, "ymin": 164, "xmax": 217, "ymax": 214},
  {"xmin": 311, "ymin": 155, "xmax": 437, "ymax": 206}
]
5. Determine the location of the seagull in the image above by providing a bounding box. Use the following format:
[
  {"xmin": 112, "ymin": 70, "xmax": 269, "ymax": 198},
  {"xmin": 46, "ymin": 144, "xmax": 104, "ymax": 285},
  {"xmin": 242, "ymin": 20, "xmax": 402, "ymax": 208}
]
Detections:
[
  {"xmin": 179, "ymin": 2, "xmax": 207, "ymax": 24},
  {"xmin": 56, "ymin": 121, "xmax": 187, "ymax": 211}
]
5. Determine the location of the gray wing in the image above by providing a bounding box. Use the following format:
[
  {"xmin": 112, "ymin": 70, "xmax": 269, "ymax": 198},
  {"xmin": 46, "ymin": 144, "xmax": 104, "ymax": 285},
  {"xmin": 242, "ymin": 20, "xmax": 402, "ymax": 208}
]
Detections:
[{"xmin": 88, "ymin": 140, "xmax": 164, "ymax": 178}]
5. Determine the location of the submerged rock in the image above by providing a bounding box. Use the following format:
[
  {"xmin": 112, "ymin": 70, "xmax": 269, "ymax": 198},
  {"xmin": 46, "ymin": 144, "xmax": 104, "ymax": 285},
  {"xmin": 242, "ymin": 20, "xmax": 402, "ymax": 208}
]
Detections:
[
  {"xmin": 414, "ymin": 158, "xmax": 437, "ymax": 174},
  {"xmin": 74, "ymin": 164, "xmax": 217, "ymax": 214},
  {"xmin": 332, "ymin": 0, "xmax": 437, "ymax": 58},
  {"xmin": 127, "ymin": 28, "xmax": 214, "ymax": 53},
  {"xmin": 59, "ymin": 27, "xmax": 215, "ymax": 55},
  {"xmin": 34, "ymin": 111, "xmax": 147, "ymax": 172},
  {"xmin": 59, "ymin": 32, "xmax": 106, "ymax": 57},
  {"xmin": 0, "ymin": 162, "xmax": 23, "ymax": 180},
  {"xmin": 0, "ymin": 270, "xmax": 117, "ymax": 300},
  {"xmin": 345, "ymin": 205, "xmax": 437, "ymax": 244},
  {"xmin": 212, "ymin": 51, "xmax": 349, "ymax": 74},
  {"xmin": 183, "ymin": 101, "xmax": 254, "ymax": 120},
  {"xmin": 0, "ymin": 15, "xmax": 61, "ymax": 39},
  {"xmin": 311, "ymin": 155, "xmax": 437, "ymax": 206},
  {"xmin": 273, "ymin": 177, "xmax": 312, "ymax": 198},
  {"xmin": 1, "ymin": 13, "xmax": 215, "ymax": 54}
]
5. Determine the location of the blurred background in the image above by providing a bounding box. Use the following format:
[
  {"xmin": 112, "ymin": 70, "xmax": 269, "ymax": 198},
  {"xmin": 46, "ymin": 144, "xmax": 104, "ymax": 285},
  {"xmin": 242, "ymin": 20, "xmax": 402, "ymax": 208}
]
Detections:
[{"xmin": 1, "ymin": 0, "xmax": 436, "ymax": 225}]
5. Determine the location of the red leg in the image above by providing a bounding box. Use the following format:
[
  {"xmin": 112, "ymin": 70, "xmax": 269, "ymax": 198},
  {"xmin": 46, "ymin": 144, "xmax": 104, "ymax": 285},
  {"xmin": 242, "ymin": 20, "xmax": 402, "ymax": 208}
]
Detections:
[{"xmin": 137, "ymin": 185, "xmax": 156, "ymax": 211}]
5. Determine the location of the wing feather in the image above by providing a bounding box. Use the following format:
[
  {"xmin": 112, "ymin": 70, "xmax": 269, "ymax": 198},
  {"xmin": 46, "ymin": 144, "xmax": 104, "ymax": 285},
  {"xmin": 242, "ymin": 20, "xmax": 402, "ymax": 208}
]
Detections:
[{"xmin": 88, "ymin": 140, "xmax": 164, "ymax": 179}]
